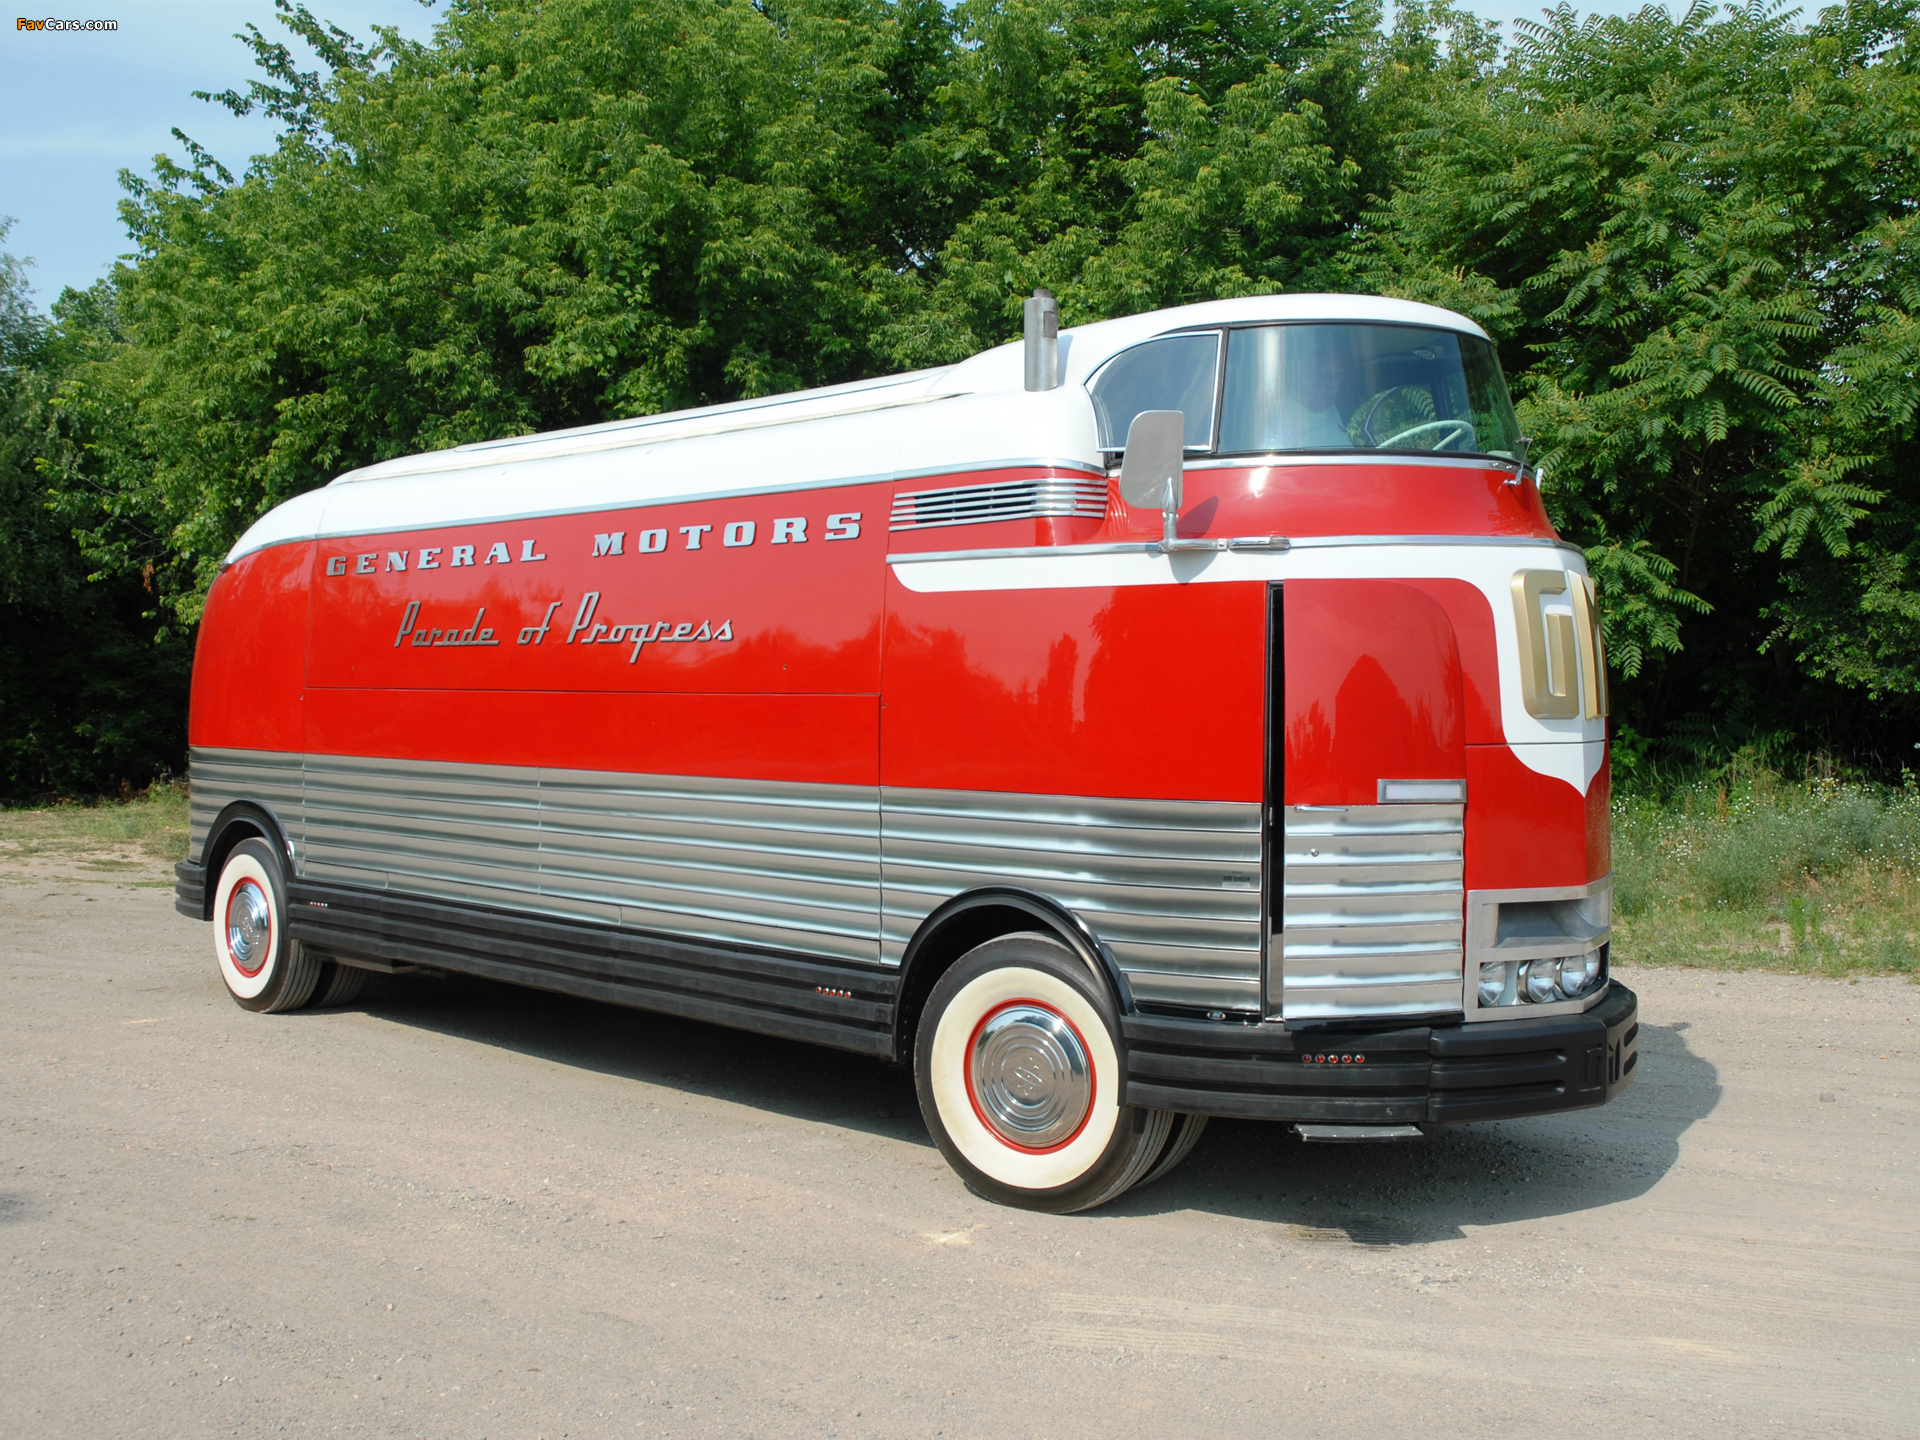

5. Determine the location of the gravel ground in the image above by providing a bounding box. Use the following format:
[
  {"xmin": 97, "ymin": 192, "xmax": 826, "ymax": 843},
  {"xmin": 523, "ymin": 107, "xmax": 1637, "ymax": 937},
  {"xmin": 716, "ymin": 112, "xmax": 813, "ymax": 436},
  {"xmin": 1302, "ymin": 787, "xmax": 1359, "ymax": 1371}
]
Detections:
[{"xmin": 3, "ymin": 855, "xmax": 1915, "ymax": 1438}]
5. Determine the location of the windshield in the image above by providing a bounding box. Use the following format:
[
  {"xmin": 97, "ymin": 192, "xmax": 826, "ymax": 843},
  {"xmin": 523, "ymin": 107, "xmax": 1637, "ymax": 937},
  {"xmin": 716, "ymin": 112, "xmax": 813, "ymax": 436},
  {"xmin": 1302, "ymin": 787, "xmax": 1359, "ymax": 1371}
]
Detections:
[{"xmin": 1216, "ymin": 323, "xmax": 1520, "ymax": 458}]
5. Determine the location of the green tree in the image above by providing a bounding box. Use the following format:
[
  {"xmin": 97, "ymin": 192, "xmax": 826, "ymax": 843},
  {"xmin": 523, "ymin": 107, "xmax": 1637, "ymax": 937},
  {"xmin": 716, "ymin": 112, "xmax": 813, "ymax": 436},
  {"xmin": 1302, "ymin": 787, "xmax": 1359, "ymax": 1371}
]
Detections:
[
  {"xmin": 25, "ymin": 0, "xmax": 1920, "ymax": 795},
  {"xmin": 1364, "ymin": 0, "xmax": 1920, "ymax": 763},
  {"xmin": 0, "ymin": 231, "xmax": 190, "ymax": 802}
]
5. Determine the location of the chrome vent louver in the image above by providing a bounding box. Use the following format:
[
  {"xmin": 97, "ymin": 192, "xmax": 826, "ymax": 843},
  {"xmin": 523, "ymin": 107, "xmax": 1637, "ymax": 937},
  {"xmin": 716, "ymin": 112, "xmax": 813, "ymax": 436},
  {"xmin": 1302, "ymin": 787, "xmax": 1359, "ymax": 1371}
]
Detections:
[
  {"xmin": 889, "ymin": 475, "xmax": 1108, "ymax": 531},
  {"xmin": 1278, "ymin": 803, "xmax": 1465, "ymax": 1020}
]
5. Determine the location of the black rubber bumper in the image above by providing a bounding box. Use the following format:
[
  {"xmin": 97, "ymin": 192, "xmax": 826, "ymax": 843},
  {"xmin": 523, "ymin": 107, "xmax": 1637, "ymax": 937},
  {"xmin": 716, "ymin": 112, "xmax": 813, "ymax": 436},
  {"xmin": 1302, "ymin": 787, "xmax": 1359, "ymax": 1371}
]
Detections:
[
  {"xmin": 1123, "ymin": 981, "xmax": 1639, "ymax": 1124},
  {"xmin": 173, "ymin": 860, "xmax": 207, "ymax": 920}
]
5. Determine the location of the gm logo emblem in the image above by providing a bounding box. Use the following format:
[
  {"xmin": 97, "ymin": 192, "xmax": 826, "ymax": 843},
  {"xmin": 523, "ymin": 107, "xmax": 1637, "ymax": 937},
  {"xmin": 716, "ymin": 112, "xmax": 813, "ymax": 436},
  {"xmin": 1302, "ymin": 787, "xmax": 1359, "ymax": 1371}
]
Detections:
[{"xmin": 1512, "ymin": 569, "xmax": 1609, "ymax": 720}]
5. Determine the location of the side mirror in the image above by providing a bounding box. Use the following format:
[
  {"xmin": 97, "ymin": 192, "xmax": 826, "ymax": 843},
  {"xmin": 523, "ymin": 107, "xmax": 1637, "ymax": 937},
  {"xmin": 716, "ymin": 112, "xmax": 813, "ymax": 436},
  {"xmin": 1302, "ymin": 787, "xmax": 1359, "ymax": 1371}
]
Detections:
[
  {"xmin": 1119, "ymin": 410, "xmax": 1185, "ymax": 547},
  {"xmin": 1119, "ymin": 410, "xmax": 1185, "ymax": 510}
]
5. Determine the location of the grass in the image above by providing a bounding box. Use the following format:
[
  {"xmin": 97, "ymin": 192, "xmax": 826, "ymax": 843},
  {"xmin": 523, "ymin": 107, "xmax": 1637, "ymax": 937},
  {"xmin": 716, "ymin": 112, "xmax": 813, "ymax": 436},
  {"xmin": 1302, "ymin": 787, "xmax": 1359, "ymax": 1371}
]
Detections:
[
  {"xmin": 0, "ymin": 782, "xmax": 190, "ymax": 867},
  {"xmin": 1613, "ymin": 774, "xmax": 1920, "ymax": 979},
  {"xmin": 2, "ymin": 769, "xmax": 1914, "ymax": 979}
]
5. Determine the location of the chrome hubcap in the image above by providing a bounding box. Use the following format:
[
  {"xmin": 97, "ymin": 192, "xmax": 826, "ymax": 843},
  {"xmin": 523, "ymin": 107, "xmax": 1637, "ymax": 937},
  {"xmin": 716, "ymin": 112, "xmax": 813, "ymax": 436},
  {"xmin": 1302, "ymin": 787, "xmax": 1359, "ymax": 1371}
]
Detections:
[
  {"xmin": 226, "ymin": 882, "xmax": 271, "ymax": 976},
  {"xmin": 969, "ymin": 1004, "xmax": 1092, "ymax": 1148}
]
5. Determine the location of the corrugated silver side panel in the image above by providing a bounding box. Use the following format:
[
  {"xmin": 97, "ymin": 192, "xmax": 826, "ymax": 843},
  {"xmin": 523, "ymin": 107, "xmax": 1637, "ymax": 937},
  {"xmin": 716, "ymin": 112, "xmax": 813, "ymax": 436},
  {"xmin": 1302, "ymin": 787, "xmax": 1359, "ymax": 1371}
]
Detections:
[
  {"xmin": 881, "ymin": 787, "xmax": 1264, "ymax": 1010},
  {"xmin": 301, "ymin": 753, "xmax": 542, "ymax": 905},
  {"xmin": 187, "ymin": 747, "xmax": 305, "ymax": 860},
  {"xmin": 889, "ymin": 475, "xmax": 1108, "ymax": 531},
  {"xmin": 295, "ymin": 754, "xmax": 883, "ymax": 964},
  {"xmin": 1280, "ymin": 803, "xmax": 1464, "ymax": 1020},
  {"xmin": 536, "ymin": 769, "xmax": 880, "ymax": 963},
  {"xmin": 189, "ymin": 749, "xmax": 1260, "ymax": 995}
]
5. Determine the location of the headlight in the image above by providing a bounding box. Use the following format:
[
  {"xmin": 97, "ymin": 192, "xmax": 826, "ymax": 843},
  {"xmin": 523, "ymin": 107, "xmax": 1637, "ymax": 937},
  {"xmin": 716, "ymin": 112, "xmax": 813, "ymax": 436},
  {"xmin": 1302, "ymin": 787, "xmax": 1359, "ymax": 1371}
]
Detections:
[
  {"xmin": 1478, "ymin": 961, "xmax": 1512, "ymax": 1008},
  {"xmin": 1559, "ymin": 952, "xmax": 1600, "ymax": 997},
  {"xmin": 1522, "ymin": 959, "xmax": 1560, "ymax": 1004}
]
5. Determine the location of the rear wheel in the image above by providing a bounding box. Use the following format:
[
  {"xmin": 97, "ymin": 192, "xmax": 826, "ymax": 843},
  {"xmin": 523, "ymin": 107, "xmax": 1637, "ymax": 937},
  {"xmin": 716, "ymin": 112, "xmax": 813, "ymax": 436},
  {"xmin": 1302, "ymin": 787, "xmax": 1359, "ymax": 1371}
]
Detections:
[
  {"xmin": 914, "ymin": 932, "xmax": 1173, "ymax": 1213},
  {"xmin": 210, "ymin": 837, "xmax": 320, "ymax": 1014}
]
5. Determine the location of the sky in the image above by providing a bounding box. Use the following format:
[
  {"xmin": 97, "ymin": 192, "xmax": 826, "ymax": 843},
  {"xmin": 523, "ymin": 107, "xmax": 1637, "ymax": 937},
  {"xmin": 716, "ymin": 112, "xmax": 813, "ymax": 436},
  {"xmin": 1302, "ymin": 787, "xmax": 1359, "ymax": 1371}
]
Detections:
[
  {"xmin": 1, "ymin": 1, "xmax": 441, "ymax": 303},
  {"xmin": 2, "ymin": 0, "xmax": 1685, "ymax": 309}
]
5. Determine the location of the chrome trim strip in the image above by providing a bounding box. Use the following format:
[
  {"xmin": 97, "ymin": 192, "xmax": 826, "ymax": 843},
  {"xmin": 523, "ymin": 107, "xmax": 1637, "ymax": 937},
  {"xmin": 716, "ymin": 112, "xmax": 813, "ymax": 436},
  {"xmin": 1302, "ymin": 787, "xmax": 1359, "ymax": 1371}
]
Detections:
[
  {"xmin": 1279, "ymin": 803, "xmax": 1465, "ymax": 1020},
  {"xmin": 887, "ymin": 533, "xmax": 1585, "ymax": 566},
  {"xmin": 1178, "ymin": 452, "xmax": 1521, "ymax": 473}
]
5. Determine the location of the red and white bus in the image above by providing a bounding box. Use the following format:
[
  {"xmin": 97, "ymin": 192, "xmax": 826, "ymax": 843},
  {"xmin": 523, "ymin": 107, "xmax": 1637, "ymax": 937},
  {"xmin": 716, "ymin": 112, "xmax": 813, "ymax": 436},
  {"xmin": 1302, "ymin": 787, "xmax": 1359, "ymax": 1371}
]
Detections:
[{"xmin": 175, "ymin": 292, "xmax": 1637, "ymax": 1212}]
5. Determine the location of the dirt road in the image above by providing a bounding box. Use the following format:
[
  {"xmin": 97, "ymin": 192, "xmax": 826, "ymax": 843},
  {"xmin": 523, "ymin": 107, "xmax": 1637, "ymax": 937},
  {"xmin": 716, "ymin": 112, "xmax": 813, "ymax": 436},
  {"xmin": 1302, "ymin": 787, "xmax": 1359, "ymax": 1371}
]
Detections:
[{"xmin": 3, "ymin": 854, "xmax": 1914, "ymax": 1438}]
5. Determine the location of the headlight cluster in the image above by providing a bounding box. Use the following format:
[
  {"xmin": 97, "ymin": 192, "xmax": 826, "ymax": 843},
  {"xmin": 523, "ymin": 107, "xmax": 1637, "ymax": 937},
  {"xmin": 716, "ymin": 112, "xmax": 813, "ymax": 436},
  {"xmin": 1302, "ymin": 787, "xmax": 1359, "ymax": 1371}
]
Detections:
[{"xmin": 1477, "ymin": 949, "xmax": 1605, "ymax": 1008}]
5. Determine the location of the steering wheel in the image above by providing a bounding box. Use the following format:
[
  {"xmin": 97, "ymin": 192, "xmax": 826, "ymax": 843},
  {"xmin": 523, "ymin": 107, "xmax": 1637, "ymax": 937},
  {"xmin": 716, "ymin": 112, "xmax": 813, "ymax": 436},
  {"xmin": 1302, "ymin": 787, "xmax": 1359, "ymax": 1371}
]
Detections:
[{"xmin": 1374, "ymin": 417, "xmax": 1477, "ymax": 452}]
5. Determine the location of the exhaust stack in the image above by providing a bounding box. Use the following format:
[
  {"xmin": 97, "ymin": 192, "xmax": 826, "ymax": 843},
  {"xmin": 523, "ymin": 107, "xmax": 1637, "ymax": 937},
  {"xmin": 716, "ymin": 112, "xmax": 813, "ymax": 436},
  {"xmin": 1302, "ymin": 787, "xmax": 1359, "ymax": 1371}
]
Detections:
[{"xmin": 1023, "ymin": 287, "xmax": 1060, "ymax": 391}]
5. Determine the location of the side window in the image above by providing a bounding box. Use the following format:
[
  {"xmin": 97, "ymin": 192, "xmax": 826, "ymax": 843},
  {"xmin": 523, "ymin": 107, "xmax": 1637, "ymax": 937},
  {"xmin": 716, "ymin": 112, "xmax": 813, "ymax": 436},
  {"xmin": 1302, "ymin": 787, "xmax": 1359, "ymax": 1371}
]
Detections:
[{"xmin": 1088, "ymin": 333, "xmax": 1221, "ymax": 452}]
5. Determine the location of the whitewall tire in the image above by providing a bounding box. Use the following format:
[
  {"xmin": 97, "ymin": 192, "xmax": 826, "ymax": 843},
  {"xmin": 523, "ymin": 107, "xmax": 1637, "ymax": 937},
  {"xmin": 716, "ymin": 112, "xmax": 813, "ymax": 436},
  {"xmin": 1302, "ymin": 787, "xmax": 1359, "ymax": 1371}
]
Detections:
[
  {"xmin": 211, "ymin": 837, "xmax": 321, "ymax": 1013},
  {"xmin": 915, "ymin": 932, "xmax": 1174, "ymax": 1213}
]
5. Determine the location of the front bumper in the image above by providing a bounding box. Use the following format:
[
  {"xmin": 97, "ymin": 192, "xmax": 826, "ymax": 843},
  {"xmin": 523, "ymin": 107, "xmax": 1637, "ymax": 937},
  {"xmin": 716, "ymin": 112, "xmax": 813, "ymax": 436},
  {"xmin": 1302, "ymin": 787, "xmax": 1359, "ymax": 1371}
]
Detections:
[{"xmin": 1123, "ymin": 981, "xmax": 1638, "ymax": 1124}]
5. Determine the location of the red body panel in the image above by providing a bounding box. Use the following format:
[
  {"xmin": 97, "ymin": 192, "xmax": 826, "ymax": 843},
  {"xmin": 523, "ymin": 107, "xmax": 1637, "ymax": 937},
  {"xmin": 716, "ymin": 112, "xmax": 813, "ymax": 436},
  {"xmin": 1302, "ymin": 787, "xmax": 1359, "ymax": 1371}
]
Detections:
[
  {"xmin": 193, "ymin": 460, "xmax": 1605, "ymax": 890},
  {"xmin": 1464, "ymin": 741, "xmax": 1611, "ymax": 889},
  {"xmin": 881, "ymin": 577, "xmax": 1267, "ymax": 801},
  {"xmin": 307, "ymin": 482, "xmax": 890, "ymax": 697},
  {"xmin": 1283, "ymin": 580, "xmax": 1466, "ymax": 806},
  {"xmin": 303, "ymin": 688, "xmax": 877, "ymax": 785},
  {"xmin": 281, "ymin": 483, "xmax": 891, "ymax": 783},
  {"xmin": 1124, "ymin": 461, "xmax": 1555, "ymax": 545},
  {"xmin": 188, "ymin": 542, "xmax": 312, "ymax": 752}
]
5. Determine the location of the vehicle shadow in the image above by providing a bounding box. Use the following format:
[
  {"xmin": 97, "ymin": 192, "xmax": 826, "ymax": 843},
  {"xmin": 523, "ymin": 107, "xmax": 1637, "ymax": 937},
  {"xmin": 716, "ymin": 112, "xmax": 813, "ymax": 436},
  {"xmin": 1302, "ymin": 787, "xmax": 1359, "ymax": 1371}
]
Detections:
[
  {"xmin": 1106, "ymin": 1017, "xmax": 1721, "ymax": 1238},
  {"xmin": 349, "ymin": 974, "xmax": 1719, "ymax": 1236},
  {"xmin": 350, "ymin": 970, "xmax": 930, "ymax": 1143}
]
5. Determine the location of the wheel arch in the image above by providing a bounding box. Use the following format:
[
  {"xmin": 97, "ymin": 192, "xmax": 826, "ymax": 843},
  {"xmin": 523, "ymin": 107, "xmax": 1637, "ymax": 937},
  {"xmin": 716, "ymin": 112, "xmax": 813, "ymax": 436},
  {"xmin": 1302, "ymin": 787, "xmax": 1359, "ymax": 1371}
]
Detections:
[
  {"xmin": 892, "ymin": 887, "xmax": 1134, "ymax": 1065},
  {"xmin": 196, "ymin": 801, "xmax": 296, "ymax": 920}
]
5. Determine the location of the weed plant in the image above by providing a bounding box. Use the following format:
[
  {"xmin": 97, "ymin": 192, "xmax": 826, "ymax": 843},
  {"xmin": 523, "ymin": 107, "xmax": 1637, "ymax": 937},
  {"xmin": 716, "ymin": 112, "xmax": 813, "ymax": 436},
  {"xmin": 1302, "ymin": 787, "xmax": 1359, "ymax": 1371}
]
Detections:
[
  {"xmin": 0, "ymin": 782, "xmax": 189, "ymax": 868},
  {"xmin": 1613, "ymin": 764, "xmax": 1920, "ymax": 978}
]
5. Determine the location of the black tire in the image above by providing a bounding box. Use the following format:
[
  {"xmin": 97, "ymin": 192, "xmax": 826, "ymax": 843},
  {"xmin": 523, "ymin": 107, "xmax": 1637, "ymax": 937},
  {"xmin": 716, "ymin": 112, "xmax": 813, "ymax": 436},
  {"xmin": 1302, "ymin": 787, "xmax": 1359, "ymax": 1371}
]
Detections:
[
  {"xmin": 914, "ymin": 932, "xmax": 1174, "ymax": 1214},
  {"xmin": 308, "ymin": 961, "xmax": 368, "ymax": 1009},
  {"xmin": 209, "ymin": 837, "xmax": 321, "ymax": 1014},
  {"xmin": 1133, "ymin": 1112, "xmax": 1210, "ymax": 1191}
]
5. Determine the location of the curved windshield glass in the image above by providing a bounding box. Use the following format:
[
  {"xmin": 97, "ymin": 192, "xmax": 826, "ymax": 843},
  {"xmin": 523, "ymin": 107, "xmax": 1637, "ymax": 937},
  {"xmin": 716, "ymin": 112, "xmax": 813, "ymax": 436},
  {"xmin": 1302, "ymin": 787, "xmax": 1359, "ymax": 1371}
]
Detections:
[
  {"xmin": 1088, "ymin": 332, "xmax": 1220, "ymax": 452},
  {"xmin": 1216, "ymin": 323, "xmax": 1520, "ymax": 458}
]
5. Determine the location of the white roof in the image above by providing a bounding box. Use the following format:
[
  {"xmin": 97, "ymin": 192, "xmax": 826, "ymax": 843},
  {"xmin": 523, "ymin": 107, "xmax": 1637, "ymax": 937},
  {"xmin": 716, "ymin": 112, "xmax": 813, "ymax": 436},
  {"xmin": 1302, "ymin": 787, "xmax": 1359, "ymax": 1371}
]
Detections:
[
  {"xmin": 330, "ymin": 294, "xmax": 1484, "ymax": 486},
  {"xmin": 230, "ymin": 295, "xmax": 1488, "ymax": 559}
]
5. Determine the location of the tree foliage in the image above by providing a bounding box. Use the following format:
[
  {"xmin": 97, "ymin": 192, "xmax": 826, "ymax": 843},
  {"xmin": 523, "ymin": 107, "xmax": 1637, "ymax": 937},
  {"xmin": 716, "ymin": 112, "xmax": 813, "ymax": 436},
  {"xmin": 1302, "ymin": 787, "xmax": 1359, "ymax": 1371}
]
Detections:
[
  {"xmin": 4, "ymin": 0, "xmax": 1917, "ymax": 799},
  {"xmin": 0, "ymin": 230, "xmax": 191, "ymax": 801}
]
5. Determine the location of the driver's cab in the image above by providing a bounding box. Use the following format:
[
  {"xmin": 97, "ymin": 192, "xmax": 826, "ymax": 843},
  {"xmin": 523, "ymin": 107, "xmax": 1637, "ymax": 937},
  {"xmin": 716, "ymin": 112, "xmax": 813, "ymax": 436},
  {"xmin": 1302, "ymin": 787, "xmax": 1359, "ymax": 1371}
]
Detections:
[
  {"xmin": 1087, "ymin": 319, "xmax": 1523, "ymax": 463},
  {"xmin": 1069, "ymin": 308, "xmax": 1539, "ymax": 547}
]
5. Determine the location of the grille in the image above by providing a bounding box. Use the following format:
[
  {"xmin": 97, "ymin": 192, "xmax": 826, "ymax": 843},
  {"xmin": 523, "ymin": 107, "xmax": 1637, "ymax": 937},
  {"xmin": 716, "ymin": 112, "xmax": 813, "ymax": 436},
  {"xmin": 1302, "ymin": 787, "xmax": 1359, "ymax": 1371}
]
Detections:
[
  {"xmin": 889, "ymin": 474, "xmax": 1108, "ymax": 531},
  {"xmin": 1278, "ymin": 803, "xmax": 1465, "ymax": 1020}
]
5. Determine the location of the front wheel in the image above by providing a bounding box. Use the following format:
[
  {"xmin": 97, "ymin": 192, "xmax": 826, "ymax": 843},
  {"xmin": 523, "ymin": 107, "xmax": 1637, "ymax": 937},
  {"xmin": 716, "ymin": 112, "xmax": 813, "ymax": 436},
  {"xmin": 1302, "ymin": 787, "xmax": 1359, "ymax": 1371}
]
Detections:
[
  {"xmin": 210, "ymin": 837, "xmax": 321, "ymax": 1013},
  {"xmin": 915, "ymin": 932, "xmax": 1172, "ymax": 1213}
]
